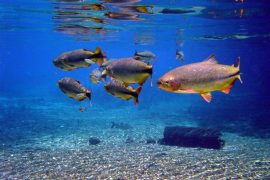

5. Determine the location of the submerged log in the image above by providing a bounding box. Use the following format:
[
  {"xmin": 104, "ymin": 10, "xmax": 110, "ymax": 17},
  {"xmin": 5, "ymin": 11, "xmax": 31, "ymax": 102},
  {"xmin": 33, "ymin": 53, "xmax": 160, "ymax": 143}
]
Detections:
[{"xmin": 159, "ymin": 126, "xmax": 224, "ymax": 149}]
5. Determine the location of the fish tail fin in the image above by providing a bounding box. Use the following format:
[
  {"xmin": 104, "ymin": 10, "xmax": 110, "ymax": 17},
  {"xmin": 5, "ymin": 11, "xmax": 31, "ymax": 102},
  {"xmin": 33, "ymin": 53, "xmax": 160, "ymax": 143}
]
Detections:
[
  {"xmin": 134, "ymin": 87, "xmax": 142, "ymax": 105},
  {"xmin": 134, "ymin": 97, "xmax": 139, "ymax": 105},
  {"xmin": 236, "ymin": 56, "xmax": 242, "ymax": 83},
  {"xmin": 95, "ymin": 47, "xmax": 101, "ymax": 54},
  {"xmin": 237, "ymin": 74, "xmax": 243, "ymax": 84},
  {"xmin": 135, "ymin": 86, "xmax": 142, "ymax": 95},
  {"xmin": 86, "ymin": 92, "xmax": 92, "ymax": 106}
]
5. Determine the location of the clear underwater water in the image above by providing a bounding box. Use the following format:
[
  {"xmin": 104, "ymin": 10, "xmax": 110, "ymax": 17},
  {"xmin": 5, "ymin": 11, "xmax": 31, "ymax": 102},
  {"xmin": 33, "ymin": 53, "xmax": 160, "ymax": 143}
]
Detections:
[{"xmin": 1, "ymin": 0, "xmax": 270, "ymax": 179}]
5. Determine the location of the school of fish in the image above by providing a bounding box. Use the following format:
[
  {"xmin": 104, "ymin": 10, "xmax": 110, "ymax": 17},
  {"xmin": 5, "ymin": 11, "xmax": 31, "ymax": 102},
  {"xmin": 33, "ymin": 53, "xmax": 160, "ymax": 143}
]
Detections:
[{"xmin": 54, "ymin": 48, "xmax": 242, "ymax": 110}]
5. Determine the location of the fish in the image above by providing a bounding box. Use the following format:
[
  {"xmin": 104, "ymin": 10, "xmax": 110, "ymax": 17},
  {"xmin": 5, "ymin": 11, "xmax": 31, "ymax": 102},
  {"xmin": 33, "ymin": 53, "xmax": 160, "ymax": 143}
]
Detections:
[
  {"xmin": 160, "ymin": 8, "xmax": 195, "ymax": 14},
  {"xmin": 157, "ymin": 55, "xmax": 242, "ymax": 103},
  {"xmin": 134, "ymin": 50, "xmax": 155, "ymax": 62},
  {"xmin": 90, "ymin": 68, "xmax": 106, "ymax": 84},
  {"xmin": 104, "ymin": 80, "xmax": 142, "ymax": 105},
  {"xmin": 58, "ymin": 77, "xmax": 92, "ymax": 105},
  {"xmin": 104, "ymin": 11, "xmax": 140, "ymax": 20},
  {"xmin": 53, "ymin": 47, "xmax": 106, "ymax": 70},
  {"xmin": 120, "ymin": 5, "xmax": 154, "ymax": 14},
  {"xmin": 103, "ymin": 58, "xmax": 153, "ymax": 86},
  {"xmin": 79, "ymin": 106, "xmax": 86, "ymax": 112},
  {"xmin": 176, "ymin": 49, "xmax": 184, "ymax": 61}
]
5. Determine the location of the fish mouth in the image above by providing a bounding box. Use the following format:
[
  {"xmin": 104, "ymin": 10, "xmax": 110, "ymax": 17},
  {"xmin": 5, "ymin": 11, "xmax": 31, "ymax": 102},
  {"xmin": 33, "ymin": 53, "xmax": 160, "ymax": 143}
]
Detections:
[{"xmin": 157, "ymin": 79, "xmax": 166, "ymax": 89}]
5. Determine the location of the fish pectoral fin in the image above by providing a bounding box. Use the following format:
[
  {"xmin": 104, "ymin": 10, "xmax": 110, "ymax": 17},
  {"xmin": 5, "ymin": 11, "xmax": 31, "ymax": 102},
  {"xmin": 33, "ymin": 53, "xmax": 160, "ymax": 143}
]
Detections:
[
  {"xmin": 101, "ymin": 70, "xmax": 107, "ymax": 76},
  {"xmin": 85, "ymin": 59, "xmax": 95, "ymax": 65},
  {"xmin": 200, "ymin": 92, "xmax": 212, "ymax": 103},
  {"xmin": 75, "ymin": 93, "xmax": 86, "ymax": 101}
]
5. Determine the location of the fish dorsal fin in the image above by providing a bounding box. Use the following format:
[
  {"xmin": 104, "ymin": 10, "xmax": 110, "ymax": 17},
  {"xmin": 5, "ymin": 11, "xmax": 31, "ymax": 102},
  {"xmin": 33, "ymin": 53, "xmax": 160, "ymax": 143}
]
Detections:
[
  {"xmin": 203, "ymin": 54, "xmax": 218, "ymax": 64},
  {"xmin": 200, "ymin": 92, "xmax": 212, "ymax": 103}
]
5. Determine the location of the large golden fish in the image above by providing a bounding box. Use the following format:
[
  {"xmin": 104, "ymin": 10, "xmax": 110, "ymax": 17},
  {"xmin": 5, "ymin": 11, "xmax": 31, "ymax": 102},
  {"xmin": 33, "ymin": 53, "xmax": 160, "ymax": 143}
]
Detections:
[{"xmin": 157, "ymin": 55, "xmax": 242, "ymax": 103}]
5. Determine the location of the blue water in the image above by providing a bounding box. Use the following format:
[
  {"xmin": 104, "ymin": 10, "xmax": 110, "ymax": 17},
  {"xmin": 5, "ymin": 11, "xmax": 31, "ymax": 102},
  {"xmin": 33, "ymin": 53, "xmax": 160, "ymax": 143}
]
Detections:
[{"xmin": 1, "ymin": 0, "xmax": 270, "ymax": 178}]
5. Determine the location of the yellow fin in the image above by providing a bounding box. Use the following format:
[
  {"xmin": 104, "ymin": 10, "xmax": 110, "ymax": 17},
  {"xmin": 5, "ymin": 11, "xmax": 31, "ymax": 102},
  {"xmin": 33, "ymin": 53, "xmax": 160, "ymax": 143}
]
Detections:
[
  {"xmin": 221, "ymin": 86, "xmax": 232, "ymax": 94},
  {"xmin": 95, "ymin": 47, "xmax": 101, "ymax": 54},
  {"xmin": 221, "ymin": 79, "xmax": 236, "ymax": 94},
  {"xmin": 200, "ymin": 92, "xmax": 212, "ymax": 103},
  {"xmin": 237, "ymin": 74, "xmax": 243, "ymax": 84}
]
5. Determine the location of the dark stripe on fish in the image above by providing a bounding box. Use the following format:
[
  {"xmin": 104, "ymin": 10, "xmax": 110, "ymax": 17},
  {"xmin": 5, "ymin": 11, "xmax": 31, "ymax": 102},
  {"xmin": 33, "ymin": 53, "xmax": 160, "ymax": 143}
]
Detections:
[{"xmin": 221, "ymin": 70, "xmax": 240, "ymax": 80}]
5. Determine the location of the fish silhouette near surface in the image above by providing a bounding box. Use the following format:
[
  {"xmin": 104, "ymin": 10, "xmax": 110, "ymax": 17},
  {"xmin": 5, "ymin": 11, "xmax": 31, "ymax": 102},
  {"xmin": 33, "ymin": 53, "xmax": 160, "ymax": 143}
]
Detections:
[
  {"xmin": 58, "ymin": 77, "xmax": 92, "ymax": 105},
  {"xmin": 104, "ymin": 80, "xmax": 142, "ymax": 105},
  {"xmin": 54, "ymin": 47, "xmax": 106, "ymax": 70},
  {"xmin": 103, "ymin": 58, "xmax": 153, "ymax": 86},
  {"xmin": 104, "ymin": 11, "xmax": 140, "ymax": 20},
  {"xmin": 157, "ymin": 55, "xmax": 242, "ymax": 103},
  {"xmin": 134, "ymin": 50, "xmax": 156, "ymax": 63}
]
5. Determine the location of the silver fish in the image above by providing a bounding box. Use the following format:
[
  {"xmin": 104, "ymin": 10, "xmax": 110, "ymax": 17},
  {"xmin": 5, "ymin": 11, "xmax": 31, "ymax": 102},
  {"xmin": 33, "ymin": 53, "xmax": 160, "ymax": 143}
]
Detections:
[
  {"xmin": 134, "ymin": 50, "xmax": 155, "ymax": 62},
  {"xmin": 176, "ymin": 49, "xmax": 184, "ymax": 61},
  {"xmin": 90, "ymin": 68, "xmax": 106, "ymax": 84}
]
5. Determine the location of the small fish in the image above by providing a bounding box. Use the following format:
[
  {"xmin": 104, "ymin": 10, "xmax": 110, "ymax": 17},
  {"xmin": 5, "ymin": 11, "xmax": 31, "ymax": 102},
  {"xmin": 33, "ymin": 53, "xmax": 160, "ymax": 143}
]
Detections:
[
  {"xmin": 103, "ymin": 58, "xmax": 153, "ymax": 86},
  {"xmin": 53, "ymin": 47, "xmax": 106, "ymax": 71},
  {"xmin": 79, "ymin": 106, "xmax": 86, "ymax": 112},
  {"xmin": 120, "ymin": 5, "xmax": 154, "ymax": 14},
  {"xmin": 104, "ymin": 80, "xmax": 142, "ymax": 105},
  {"xmin": 58, "ymin": 77, "xmax": 92, "ymax": 105},
  {"xmin": 90, "ymin": 68, "xmax": 106, "ymax": 84},
  {"xmin": 176, "ymin": 49, "xmax": 184, "ymax": 61},
  {"xmin": 157, "ymin": 55, "xmax": 242, "ymax": 103},
  {"xmin": 134, "ymin": 50, "xmax": 155, "ymax": 62}
]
